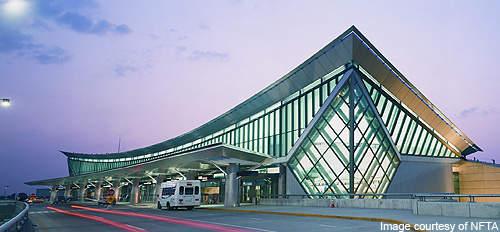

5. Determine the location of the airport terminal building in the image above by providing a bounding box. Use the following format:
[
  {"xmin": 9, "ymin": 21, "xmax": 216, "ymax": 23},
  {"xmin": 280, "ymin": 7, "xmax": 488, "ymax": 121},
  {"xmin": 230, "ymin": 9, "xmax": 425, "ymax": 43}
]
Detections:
[{"xmin": 26, "ymin": 26, "xmax": 483, "ymax": 207}]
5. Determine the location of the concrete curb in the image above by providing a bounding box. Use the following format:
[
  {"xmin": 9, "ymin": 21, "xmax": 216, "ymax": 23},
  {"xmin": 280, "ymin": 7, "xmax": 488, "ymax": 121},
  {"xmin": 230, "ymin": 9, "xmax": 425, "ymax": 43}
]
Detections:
[{"xmin": 200, "ymin": 207, "xmax": 426, "ymax": 232}]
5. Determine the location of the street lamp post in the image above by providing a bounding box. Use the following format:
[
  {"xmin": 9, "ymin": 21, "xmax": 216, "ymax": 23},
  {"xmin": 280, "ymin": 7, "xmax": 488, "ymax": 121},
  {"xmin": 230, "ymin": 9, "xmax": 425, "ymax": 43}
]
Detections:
[
  {"xmin": 1, "ymin": 98, "xmax": 11, "ymax": 108},
  {"xmin": 3, "ymin": 185, "xmax": 8, "ymax": 197}
]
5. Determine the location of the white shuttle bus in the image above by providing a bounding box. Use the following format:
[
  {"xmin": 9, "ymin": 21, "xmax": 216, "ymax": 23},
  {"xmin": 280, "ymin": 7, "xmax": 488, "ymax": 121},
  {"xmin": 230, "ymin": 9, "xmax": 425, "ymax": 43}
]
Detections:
[{"xmin": 157, "ymin": 180, "xmax": 201, "ymax": 210}]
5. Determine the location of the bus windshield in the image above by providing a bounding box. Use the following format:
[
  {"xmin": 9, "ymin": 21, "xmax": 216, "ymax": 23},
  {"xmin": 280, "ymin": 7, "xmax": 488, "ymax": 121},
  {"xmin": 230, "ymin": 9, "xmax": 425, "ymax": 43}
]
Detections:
[
  {"xmin": 185, "ymin": 187, "xmax": 194, "ymax": 195},
  {"xmin": 162, "ymin": 187, "xmax": 175, "ymax": 196}
]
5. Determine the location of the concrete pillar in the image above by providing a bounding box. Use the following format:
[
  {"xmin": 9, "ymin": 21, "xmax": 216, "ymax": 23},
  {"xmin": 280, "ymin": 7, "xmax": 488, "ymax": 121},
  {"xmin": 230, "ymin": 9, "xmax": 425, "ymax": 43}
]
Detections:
[
  {"xmin": 79, "ymin": 182, "xmax": 87, "ymax": 202},
  {"xmin": 249, "ymin": 183, "xmax": 256, "ymax": 204},
  {"xmin": 185, "ymin": 171, "xmax": 197, "ymax": 180},
  {"xmin": 64, "ymin": 185, "xmax": 72, "ymax": 199},
  {"xmin": 95, "ymin": 182, "xmax": 103, "ymax": 200},
  {"xmin": 113, "ymin": 180, "xmax": 121, "ymax": 202},
  {"xmin": 278, "ymin": 164, "xmax": 287, "ymax": 197},
  {"xmin": 49, "ymin": 186, "xmax": 58, "ymax": 203},
  {"xmin": 129, "ymin": 179, "xmax": 140, "ymax": 204},
  {"xmin": 154, "ymin": 176, "xmax": 164, "ymax": 202},
  {"xmin": 224, "ymin": 163, "xmax": 240, "ymax": 207}
]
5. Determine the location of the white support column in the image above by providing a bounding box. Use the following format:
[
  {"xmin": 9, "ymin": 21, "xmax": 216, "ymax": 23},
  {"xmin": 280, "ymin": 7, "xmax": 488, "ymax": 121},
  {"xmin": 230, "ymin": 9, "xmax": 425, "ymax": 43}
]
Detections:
[
  {"xmin": 224, "ymin": 163, "xmax": 240, "ymax": 207},
  {"xmin": 95, "ymin": 181, "xmax": 103, "ymax": 200},
  {"xmin": 64, "ymin": 184, "xmax": 72, "ymax": 199},
  {"xmin": 113, "ymin": 180, "xmax": 121, "ymax": 202},
  {"xmin": 79, "ymin": 182, "xmax": 87, "ymax": 202},
  {"xmin": 154, "ymin": 176, "xmax": 164, "ymax": 202},
  {"xmin": 49, "ymin": 186, "xmax": 58, "ymax": 203},
  {"xmin": 185, "ymin": 171, "xmax": 197, "ymax": 180},
  {"xmin": 129, "ymin": 179, "xmax": 140, "ymax": 204}
]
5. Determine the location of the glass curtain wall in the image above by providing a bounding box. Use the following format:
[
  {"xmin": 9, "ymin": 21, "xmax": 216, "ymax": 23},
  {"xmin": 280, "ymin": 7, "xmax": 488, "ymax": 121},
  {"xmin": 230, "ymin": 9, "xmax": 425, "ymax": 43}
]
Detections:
[
  {"xmin": 288, "ymin": 72, "xmax": 400, "ymax": 196},
  {"xmin": 359, "ymin": 67, "xmax": 458, "ymax": 158},
  {"xmin": 68, "ymin": 66, "xmax": 348, "ymax": 176}
]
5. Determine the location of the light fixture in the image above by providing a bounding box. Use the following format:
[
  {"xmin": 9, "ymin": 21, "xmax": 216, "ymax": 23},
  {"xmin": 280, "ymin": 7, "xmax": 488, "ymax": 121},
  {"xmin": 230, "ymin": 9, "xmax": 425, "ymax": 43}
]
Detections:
[{"xmin": 1, "ymin": 99, "xmax": 11, "ymax": 108}]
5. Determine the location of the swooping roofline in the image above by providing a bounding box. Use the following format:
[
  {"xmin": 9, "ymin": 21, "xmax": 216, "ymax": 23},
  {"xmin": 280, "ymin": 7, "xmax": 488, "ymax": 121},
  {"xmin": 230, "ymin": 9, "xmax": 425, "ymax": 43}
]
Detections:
[{"xmin": 63, "ymin": 26, "xmax": 481, "ymax": 159}]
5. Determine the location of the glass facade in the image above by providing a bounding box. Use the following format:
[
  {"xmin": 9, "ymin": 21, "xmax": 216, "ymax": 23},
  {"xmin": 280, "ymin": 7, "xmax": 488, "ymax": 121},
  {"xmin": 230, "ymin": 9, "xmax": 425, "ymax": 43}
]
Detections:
[
  {"xmin": 68, "ymin": 66, "xmax": 348, "ymax": 176},
  {"xmin": 358, "ymin": 67, "xmax": 459, "ymax": 158},
  {"xmin": 288, "ymin": 72, "xmax": 399, "ymax": 195},
  {"xmin": 33, "ymin": 27, "xmax": 480, "ymax": 198},
  {"xmin": 66, "ymin": 65, "xmax": 462, "ymax": 198}
]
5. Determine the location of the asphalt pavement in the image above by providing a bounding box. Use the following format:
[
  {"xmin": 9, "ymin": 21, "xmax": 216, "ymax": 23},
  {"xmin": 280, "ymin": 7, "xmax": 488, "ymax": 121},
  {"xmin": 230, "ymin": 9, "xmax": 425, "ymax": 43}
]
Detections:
[{"xmin": 28, "ymin": 203, "xmax": 379, "ymax": 232}]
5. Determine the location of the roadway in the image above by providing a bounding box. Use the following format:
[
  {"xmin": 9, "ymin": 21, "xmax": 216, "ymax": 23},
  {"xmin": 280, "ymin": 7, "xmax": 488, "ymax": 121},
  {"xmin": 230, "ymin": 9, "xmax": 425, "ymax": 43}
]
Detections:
[{"xmin": 28, "ymin": 203, "xmax": 379, "ymax": 232}]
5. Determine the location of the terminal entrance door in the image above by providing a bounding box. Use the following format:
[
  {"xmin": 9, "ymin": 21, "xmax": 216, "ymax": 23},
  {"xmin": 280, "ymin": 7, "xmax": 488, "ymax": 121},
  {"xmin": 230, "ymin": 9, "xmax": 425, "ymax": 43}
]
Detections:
[
  {"xmin": 140, "ymin": 183, "xmax": 156, "ymax": 202},
  {"xmin": 240, "ymin": 174, "xmax": 278, "ymax": 204}
]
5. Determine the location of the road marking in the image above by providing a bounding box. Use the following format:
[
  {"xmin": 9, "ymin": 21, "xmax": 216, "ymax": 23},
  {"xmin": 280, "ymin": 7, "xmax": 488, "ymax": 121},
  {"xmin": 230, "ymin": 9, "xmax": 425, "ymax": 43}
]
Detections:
[
  {"xmin": 29, "ymin": 210, "xmax": 52, "ymax": 214},
  {"xmin": 200, "ymin": 207, "xmax": 426, "ymax": 232},
  {"xmin": 198, "ymin": 213, "xmax": 217, "ymax": 216},
  {"xmin": 72, "ymin": 205, "xmax": 255, "ymax": 232},
  {"xmin": 250, "ymin": 217, "xmax": 264, "ymax": 221},
  {"xmin": 46, "ymin": 206, "xmax": 144, "ymax": 232},
  {"xmin": 126, "ymin": 224, "xmax": 146, "ymax": 231},
  {"xmin": 140, "ymin": 209, "xmax": 275, "ymax": 232},
  {"xmin": 29, "ymin": 209, "xmax": 86, "ymax": 214},
  {"xmin": 188, "ymin": 219, "xmax": 277, "ymax": 232},
  {"xmin": 319, "ymin": 224, "xmax": 337, "ymax": 228}
]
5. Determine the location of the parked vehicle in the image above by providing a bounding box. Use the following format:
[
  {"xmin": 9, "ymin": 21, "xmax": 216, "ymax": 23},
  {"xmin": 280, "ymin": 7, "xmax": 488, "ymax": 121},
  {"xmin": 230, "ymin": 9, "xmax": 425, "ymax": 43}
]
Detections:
[
  {"xmin": 157, "ymin": 180, "xmax": 201, "ymax": 210},
  {"xmin": 98, "ymin": 189, "xmax": 116, "ymax": 207},
  {"xmin": 27, "ymin": 194, "xmax": 44, "ymax": 203},
  {"xmin": 16, "ymin": 193, "xmax": 28, "ymax": 202},
  {"xmin": 51, "ymin": 196, "xmax": 69, "ymax": 205}
]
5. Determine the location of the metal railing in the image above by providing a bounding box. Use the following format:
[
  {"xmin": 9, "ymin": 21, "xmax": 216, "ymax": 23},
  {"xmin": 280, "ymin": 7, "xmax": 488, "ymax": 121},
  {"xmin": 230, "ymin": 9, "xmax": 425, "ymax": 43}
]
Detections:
[
  {"xmin": 414, "ymin": 193, "xmax": 500, "ymax": 203},
  {"xmin": 0, "ymin": 201, "xmax": 30, "ymax": 232},
  {"xmin": 261, "ymin": 193, "xmax": 500, "ymax": 202},
  {"xmin": 261, "ymin": 193, "xmax": 415, "ymax": 199}
]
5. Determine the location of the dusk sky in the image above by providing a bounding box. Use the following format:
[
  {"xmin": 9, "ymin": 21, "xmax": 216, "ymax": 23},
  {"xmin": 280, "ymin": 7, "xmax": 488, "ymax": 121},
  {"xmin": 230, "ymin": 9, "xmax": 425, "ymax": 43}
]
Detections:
[{"xmin": 1, "ymin": 0, "xmax": 499, "ymax": 194}]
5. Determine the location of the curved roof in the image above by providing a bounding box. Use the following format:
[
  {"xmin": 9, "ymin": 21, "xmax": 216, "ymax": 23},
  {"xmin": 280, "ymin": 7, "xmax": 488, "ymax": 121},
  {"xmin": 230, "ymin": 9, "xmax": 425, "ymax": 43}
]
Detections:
[
  {"xmin": 28, "ymin": 144, "xmax": 272, "ymax": 186},
  {"xmin": 63, "ymin": 26, "xmax": 481, "ymax": 159}
]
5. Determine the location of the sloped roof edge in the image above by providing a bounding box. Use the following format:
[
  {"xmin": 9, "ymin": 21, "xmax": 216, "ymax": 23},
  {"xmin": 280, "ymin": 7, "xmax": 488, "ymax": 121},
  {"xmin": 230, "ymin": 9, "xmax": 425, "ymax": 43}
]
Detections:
[{"xmin": 64, "ymin": 26, "xmax": 481, "ymax": 159}]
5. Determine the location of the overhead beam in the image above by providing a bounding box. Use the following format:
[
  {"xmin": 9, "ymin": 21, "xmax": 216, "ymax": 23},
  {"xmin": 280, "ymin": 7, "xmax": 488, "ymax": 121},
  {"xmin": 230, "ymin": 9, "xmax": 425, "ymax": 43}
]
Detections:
[{"xmin": 209, "ymin": 161, "xmax": 227, "ymax": 175}]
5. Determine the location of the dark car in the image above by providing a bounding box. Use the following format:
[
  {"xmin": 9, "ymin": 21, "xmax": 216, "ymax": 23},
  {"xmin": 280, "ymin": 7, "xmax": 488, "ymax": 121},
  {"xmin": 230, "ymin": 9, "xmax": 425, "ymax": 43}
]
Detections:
[
  {"xmin": 17, "ymin": 193, "xmax": 28, "ymax": 202},
  {"xmin": 52, "ymin": 196, "xmax": 70, "ymax": 205}
]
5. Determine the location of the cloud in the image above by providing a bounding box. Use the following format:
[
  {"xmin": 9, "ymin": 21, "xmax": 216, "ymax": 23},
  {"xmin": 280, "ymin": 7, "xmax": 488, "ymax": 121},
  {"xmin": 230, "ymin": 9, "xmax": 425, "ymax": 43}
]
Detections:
[
  {"xmin": 460, "ymin": 107, "xmax": 478, "ymax": 118},
  {"xmin": 0, "ymin": 0, "xmax": 130, "ymax": 65},
  {"xmin": 114, "ymin": 24, "xmax": 131, "ymax": 34},
  {"xmin": 188, "ymin": 50, "xmax": 229, "ymax": 62},
  {"xmin": 33, "ymin": 47, "xmax": 70, "ymax": 64},
  {"xmin": 460, "ymin": 107, "xmax": 496, "ymax": 118},
  {"xmin": 0, "ymin": 25, "xmax": 70, "ymax": 64},
  {"xmin": 30, "ymin": 20, "xmax": 52, "ymax": 31},
  {"xmin": 55, "ymin": 12, "xmax": 131, "ymax": 35},
  {"xmin": 35, "ymin": 0, "xmax": 131, "ymax": 35},
  {"xmin": 177, "ymin": 35, "xmax": 188, "ymax": 41},
  {"xmin": 0, "ymin": 28, "xmax": 36, "ymax": 53},
  {"xmin": 36, "ymin": 0, "xmax": 98, "ymax": 18},
  {"xmin": 199, "ymin": 23, "xmax": 210, "ymax": 30},
  {"xmin": 114, "ymin": 64, "xmax": 137, "ymax": 77},
  {"xmin": 175, "ymin": 46, "xmax": 187, "ymax": 54}
]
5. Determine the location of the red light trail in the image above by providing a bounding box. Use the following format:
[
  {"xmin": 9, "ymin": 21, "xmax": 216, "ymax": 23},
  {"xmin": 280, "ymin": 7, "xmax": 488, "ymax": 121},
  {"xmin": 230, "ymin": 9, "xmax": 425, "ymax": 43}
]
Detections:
[
  {"xmin": 46, "ymin": 206, "xmax": 145, "ymax": 232},
  {"xmin": 71, "ymin": 205, "xmax": 251, "ymax": 232}
]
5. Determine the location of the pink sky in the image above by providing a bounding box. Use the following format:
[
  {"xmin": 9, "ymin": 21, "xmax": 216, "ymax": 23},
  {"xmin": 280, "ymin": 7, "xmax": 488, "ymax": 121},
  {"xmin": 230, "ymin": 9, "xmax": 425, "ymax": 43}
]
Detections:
[{"xmin": 0, "ymin": 0, "xmax": 499, "ymax": 193}]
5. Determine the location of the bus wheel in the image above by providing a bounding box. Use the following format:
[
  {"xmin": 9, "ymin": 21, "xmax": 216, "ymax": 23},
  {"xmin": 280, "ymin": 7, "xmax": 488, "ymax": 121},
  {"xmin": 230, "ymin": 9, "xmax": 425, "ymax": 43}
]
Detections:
[
  {"xmin": 157, "ymin": 202, "xmax": 162, "ymax": 210},
  {"xmin": 166, "ymin": 202, "xmax": 171, "ymax": 211},
  {"xmin": 187, "ymin": 206, "xmax": 194, "ymax": 210}
]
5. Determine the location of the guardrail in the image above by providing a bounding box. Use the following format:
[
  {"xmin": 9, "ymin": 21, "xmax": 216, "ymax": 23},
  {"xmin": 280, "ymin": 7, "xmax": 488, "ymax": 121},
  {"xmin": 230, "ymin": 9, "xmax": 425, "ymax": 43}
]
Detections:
[
  {"xmin": 261, "ymin": 193, "xmax": 500, "ymax": 202},
  {"xmin": 261, "ymin": 193, "xmax": 415, "ymax": 199},
  {"xmin": 0, "ymin": 201, "xmax": 30, "ymax": 232},
  {"xmin": 415, "ymin": 193, "xmax": 500, "ymax": 202}
]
